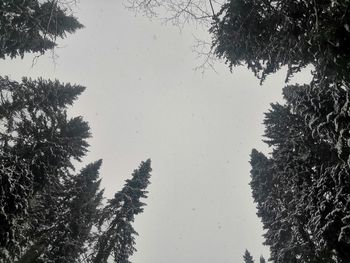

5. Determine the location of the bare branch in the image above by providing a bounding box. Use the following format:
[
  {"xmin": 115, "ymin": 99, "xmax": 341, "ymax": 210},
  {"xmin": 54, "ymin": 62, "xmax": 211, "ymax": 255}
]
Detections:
[{"xmin": 125, "ymin": 0, "xmax": 224, "ymax": 72}]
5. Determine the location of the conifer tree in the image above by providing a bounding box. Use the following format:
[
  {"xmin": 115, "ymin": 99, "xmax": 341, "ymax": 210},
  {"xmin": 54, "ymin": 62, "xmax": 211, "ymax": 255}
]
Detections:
[
  {"xmin": 282, "ymin": 84, "xmax": 350, "ymax": 262},
  {"xmin": 0, "ymin": 0, "xmax": 83, "ymax": 58},
  {"xmin": 259, "ymin": 256, "xmax": 266, "ymax": 263},
  {"xmin": 250, "ymin": 84, "xmax": 350, "ymax": 262},
  {"xmin": 0, "ymin": 76, "xmax": 89, "ymax": 262},
  {"xmin": 211, "ymin": 0, "xmax": 350, "ymax": 83},
  {"xmin": 92, "ymin": 159, "xmax": 152, "ymax": 263},
  {"xmin": 243, "ymin": 250, "xmax": 254, "ymax": 263},
  {"xmin": 17, "ymin": 160, "xmax": 104, "ymax": 263}
]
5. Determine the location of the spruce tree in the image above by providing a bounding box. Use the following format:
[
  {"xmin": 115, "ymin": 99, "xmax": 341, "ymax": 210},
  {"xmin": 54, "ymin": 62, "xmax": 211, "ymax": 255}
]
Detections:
[
  {"xmin": 0, "ymin": 76, "xmax": 89, "ymax": 262},
  {"xmin": 92, "ymin": 159, "xmax": 152, "ymax": 263},
  {"xmin": 250, "ymin": 84, "xmax": 350, "ymax": 262},
  {"xmin": 17, "ymin": 160, "xmax": 104, "ymax": 263},
  {"xmin": 0, "ymin": 0, "xmax": 83, "ymax": 58},
  {"xmin": 243, "ymin": 250, "xmax": 255, "ymax": 263},
  {"xmin": 211, "ymin": 0, "xmax": 350, "ymax": 83},
  {"xmin": 282, "ymin": 84, "xmax": 350, "ymax": 262}
]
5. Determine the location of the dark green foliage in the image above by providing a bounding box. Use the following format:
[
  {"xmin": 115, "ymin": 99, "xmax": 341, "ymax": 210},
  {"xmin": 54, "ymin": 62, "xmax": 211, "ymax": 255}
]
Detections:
[
  {"xmin": 0, "ymin": 0, "xmax": 83, "ymax": 59},
  {"xmin": 93, "ymin": 159, "xmax": 152, "ymax": 263},
  {"xmin": 243, "ymin": 249, "xmax": 254, "ymax": 263},
  {"xmin": 211, "ymin": 0, "xmax": 350, "ymax": 83},
  {"xmin": 250, "ymin": 84, "xmax": 350, "ymax": 262}
]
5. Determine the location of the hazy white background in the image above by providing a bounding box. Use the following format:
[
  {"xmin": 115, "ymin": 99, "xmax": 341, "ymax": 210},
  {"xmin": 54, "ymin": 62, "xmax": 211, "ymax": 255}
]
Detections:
[{"xmin": 0, "ymin": 1, "xmax": 312, "ymax": 262}]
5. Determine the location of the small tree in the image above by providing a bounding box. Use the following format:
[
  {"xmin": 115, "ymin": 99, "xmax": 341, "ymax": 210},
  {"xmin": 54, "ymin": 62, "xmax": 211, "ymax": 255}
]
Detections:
[
  {"xmin": 243, "ymin": 249, "xmax": 254, "ymax": 263},
  {"xmin": 259, "ymin": 255, "xmax": 266, "ymax": 263}
]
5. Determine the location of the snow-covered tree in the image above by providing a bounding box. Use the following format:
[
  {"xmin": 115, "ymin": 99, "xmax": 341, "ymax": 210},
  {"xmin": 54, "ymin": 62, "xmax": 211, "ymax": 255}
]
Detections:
[
  {"xmin": 211, "ymin": 0, "xmax": 350, "ymax": 83},
  {"xmin": 0, "ymin": 76, "xmax": 89, "ymax": 262},
  {"xmin": 92, "ymin": 159, "xmax": 152, "ymax": 263},
  {"xmin": 0, "ymin": 77, "xmax": 153, "ymax": 263},
  {"xmin": 251, "ymin": 83, "xmax": 350, "ymax": 262},
  {"xmin": 0, "ymin": 0, "xmax": 83, "ymax": 58},
  {"xmin": 17, "ymin": 160, "xmax": 104, "ymax": 263}
]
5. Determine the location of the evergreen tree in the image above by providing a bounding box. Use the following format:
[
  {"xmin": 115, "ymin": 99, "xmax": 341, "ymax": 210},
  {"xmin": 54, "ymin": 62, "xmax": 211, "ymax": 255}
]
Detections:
[
  {"xmin": 250, "ymin": 84, "xmax": 350, "ymax": 262},
  {"xmin": 17, "ymin": 160, "xmax": 104, "ymax": 263},
  {"xmin": 211, "ymin": 0, "xmax": 350, "ymax": 83},
  {"xmin": 282, "ymin": 84, "xmax": 350, "ymax": 262},
  {"xmin": 243, "ymin": 249, "xmax": 254, "ymax": 263},
  {"xmin": 0, "ymin": 0, "xmax": 83, "ymax": 58},
  {"xmin": 0, "ymin": 76, "xmax": 153, "ymax": 263},
  {"xmin": 92, "ymin": 159, "xmax": 152, "ymax": 263},
  {"xmin": 259, "ymin": 256, "xmax": 266, "ymax": 263},
  {"xmin": 0, "ymin": 76, "xmax": 89, "ymax": 262}
]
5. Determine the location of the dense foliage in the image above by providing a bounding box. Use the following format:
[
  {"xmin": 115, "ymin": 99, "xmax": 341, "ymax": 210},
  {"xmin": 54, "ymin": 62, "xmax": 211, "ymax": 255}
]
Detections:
[
  {"xmin": 250, "ymin": 83, "xmax": 350, "ymax": 262},
  {"xmin": 211, "ymin": 0, "xmax": 350, "ymax": 83},
  {"xmin": 0, "ymin": 77, "xmax": 89, "ymax": 261},
  {"xmin": 0, "ymin": 77, "xmax": 152, "ymax": 263},
  {"xmin": 0, "ymin": 0, "xmax": 83, "ymax": 58}
]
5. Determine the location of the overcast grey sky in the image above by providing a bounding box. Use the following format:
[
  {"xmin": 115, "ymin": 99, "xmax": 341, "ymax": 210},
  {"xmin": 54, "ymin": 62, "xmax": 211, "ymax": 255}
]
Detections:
[{"xmin": 0, "ymin": 1, "xmax": 312, "ymax": 262}]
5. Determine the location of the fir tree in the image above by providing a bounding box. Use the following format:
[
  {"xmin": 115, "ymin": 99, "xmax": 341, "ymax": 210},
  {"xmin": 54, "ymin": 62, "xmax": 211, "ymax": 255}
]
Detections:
[{"xmin": 0, "ymin": 0, "xmax": 83, "ymax": 58}]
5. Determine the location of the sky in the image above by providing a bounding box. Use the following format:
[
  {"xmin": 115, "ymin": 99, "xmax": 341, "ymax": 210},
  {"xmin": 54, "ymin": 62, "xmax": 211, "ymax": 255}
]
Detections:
[{"xmin": 0, "ymin": 1, "xmax": 312, "ymax": 262}]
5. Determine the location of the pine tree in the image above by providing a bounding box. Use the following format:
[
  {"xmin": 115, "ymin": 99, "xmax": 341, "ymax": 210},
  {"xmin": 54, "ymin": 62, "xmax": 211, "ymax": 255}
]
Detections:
[
  {"xmin": 0, "ymin": 0, "xmax": 83, "ymax": 58},
  {"xmin": 243, "ymin": 249, "xmax": 255, "ymax": 263},
  {"xmin": 92, "ymin": 159, "xmax": 152, "ymax": 263}
]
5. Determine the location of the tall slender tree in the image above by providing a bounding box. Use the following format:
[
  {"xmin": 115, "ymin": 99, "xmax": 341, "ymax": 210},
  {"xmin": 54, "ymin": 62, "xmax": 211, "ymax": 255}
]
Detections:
[{"xmin": 92, "ymin": 159, "xmax": 152, "ymax": 263}]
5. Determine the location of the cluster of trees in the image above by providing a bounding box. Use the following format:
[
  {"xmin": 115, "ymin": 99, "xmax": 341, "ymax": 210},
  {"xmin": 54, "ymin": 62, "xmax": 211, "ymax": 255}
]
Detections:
[
  {"xmin": 0, "ymin": 1, "xmax": 152, "ymax": 262},
  {"xmin": 128, "ymin": 0, "xmax": 350, "ymax": 262},
  {"xmin": 2, "ymin": 0, "xmax": 350, "ymax": 262},
  {"xmin": 221, "ymin": 0, "xmax": 350, "ymax": 262}
]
